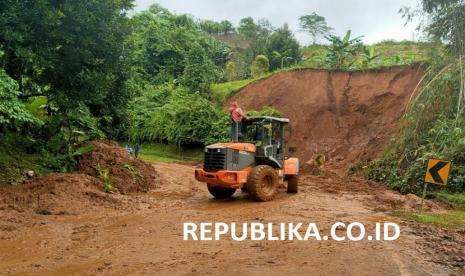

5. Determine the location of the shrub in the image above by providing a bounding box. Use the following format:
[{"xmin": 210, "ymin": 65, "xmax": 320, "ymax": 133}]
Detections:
[
  {"xmin": 0, "ymin": 69, "xmax": 40, "ymax": 128},
  {"xmin": 225, "ymin": 61, "xmax": 237, "ymax": 81},
  {"xmin": 246, "ymin": 106, "xmax": 282, "ymax": 117},
  {"xmin": 251, "ymin": 55, "xmax": 270, "ymax": 77},
  {"xmin": 128, "ymin": 84, "xmax": 229, "ymax": 146}
]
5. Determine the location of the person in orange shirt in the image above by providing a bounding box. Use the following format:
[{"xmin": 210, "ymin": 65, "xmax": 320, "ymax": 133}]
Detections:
[{"xmin": 228, "ymin": 101, "xmax": 247, "ymax": 142}]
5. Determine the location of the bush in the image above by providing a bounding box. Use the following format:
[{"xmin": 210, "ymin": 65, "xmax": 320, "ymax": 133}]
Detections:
[
  {"xmin": 246, "ymin": 106, "xmax": 282, "ymax": 117},
  {"xmin": 128, "ymin": 84, "xmax": 229, "ymax": 146},
  {"xmin": 0, "ymin": 69, "xmax": 40, "ymax": 128},
  {"xmin": 251, "ymin": 55, "xmax": 269, "ymax": 78},
  {"xmin": 225, "ymin": 61, "xmax": 237, "ymax": 81}
]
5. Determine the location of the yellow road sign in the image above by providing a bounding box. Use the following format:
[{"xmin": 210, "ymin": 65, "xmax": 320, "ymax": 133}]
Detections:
[{"xmin": 424, "ymin": 159, "xmax": 452, "ymax": 185}]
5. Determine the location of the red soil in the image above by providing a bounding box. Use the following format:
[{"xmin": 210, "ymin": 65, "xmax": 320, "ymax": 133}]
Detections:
[
  {"xmin": 78, "ymin": 140, "xmax": 159, "ymax": 194},
  {"xmin": 0, "ymin": 140, "xmax": 160, "ymax": 230},
  {"xmin": 231, "ymin": 65, "xmax": 424, "ymax": 168}
]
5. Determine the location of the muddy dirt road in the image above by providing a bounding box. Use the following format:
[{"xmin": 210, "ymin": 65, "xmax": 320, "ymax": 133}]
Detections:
[{"xmin": 1, "ymin": 162, "xmax": 464, "ymax": 275}]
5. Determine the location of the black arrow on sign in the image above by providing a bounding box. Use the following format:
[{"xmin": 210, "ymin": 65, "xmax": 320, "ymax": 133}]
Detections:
[{"xmin": 429, "ymin": 161, "xmax": 448, "ymax": 184}]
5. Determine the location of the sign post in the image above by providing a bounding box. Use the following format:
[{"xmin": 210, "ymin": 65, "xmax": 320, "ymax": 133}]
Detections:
[
  {"xmin": 421, "ymin": 159, "xmax": 452, "ymax": 213},
  {"xmin": 419, "ymin": 182, "xmax": 428, "ymax": 213}
]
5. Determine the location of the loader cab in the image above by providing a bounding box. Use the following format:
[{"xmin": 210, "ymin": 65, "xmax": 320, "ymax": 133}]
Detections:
[{"xmin": 240, "ymin": 116, "xmax": 289, "ymax": 168}]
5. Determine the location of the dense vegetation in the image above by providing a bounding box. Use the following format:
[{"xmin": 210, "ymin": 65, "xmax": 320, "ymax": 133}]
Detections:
[
  {"xmin": 1, "ymin": 0, "xmax": 133, "ymax": 180},
  {"xmin": 367, "ymin": 0, "xmax": 465, "ymax": 194},
  {"xmin": 0, "ymin": 2, "xmax": 292, "ymax": 182}
]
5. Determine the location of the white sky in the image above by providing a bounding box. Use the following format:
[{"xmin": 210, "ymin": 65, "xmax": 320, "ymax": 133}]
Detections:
[{"xmin": 134, "ymin": 0, "xmax": 421, "ymax": 45}]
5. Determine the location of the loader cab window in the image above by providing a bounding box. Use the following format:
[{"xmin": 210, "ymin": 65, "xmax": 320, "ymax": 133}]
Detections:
[
  {"xmin": 242, "ymin": 120, "xmax": 284, "ymax": 159},
  {"xmin": 242, "ymin": 120, "xmax": 270, "ymax": 147}
]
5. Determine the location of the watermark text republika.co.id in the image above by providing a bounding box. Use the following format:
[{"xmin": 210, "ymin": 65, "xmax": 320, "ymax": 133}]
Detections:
[{"xmin": 183, "ymin": 222, "xmax": 400, "ymax": 241}]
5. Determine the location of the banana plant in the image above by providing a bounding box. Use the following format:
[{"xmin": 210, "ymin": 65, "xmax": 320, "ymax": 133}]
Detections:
[
  {"xmin": 272, "ymin": 51, "xmax": 294, "ymax": 69},
  {"xmin": 360, "ymin": 46, "xmax": 380, "ymax": 69},
  {"xmin": 325, "ymin": 30, "xmax": 363, "ymax": 69}
]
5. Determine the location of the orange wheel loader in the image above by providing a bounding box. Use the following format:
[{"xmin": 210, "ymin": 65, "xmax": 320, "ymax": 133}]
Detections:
[{"xmin": 195, "ymin": 116, "xmax": 299, "ymax": 201}]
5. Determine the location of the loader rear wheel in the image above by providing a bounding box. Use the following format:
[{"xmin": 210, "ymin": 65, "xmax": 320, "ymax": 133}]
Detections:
[
  {"xmin": 287, "ymin": 175, "xmax": 298, "ymax": 193},
  {"xmin": 207, "ymin": 184, "xmax": 236, "ymax": 199},
  {"xmin": 248, "ymin": 165, "xmax": 279, "ymax": 202}
]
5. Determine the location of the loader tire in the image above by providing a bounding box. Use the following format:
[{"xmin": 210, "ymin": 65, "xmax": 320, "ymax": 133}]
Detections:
[
  {"xmin": 207, "ymin": 184, "xmax": 236, "ymax": 199},
  {"xmin": 247, "ymin": 165, "xmax": 279, "ymax": 202},
  {"xmin": 287, "ymin": 175, "xmax": 298, "ymax": 193}
]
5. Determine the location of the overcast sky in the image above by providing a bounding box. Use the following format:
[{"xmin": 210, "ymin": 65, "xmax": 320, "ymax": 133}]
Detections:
[{"xmin": 134, "ymin": 0, "xmax": 420, "ymax": 45}]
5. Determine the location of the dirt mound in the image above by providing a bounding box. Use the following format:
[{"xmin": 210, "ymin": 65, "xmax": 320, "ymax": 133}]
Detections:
[
  {"xmin": 372, "ymin": 192, "xmax": 448, "ymax": 213},
  {"xmin": 78, "ymin": 140, "xmax": 159, "ymax": 194},
  {"xmin": 0, "ymin": 140, "xmax": 161, "ymax": 232},
  {"xmin": 231, "ymin": 65, "xmax": 424, "ymax": 167},
  {"xmin": 301, "ymin": 171, "xmax": 450, "ymax": 213},
  {"xmin": 0, "ymin": 173, "xmax": 121, "ymax": 232},
  {"xmin": 0, "ymin": 173, "xmax": 115, "ymax": 213}
]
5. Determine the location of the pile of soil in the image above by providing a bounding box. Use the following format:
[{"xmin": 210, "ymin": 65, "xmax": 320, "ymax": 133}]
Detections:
[
  {"xmin": 78, "ymin": 140, "xmax": 158, "ymax": 194},
  {"xmin": 302, "ymin": 171, "xmax": 450, "ymax": 213},
  {"xmin": 231, "ymin": 65, "xmax": 424, "ymax": 168},
  {"xmin": 0, "ymin": 140, "xmax": 160, "ymax": 231},
  {"xmin": 0, "ymin": 173, "xmax": 115, "ymax": 214},
  {"xmin": 0, "ymin": 173, "xmax": 118, "ymax": 233}
]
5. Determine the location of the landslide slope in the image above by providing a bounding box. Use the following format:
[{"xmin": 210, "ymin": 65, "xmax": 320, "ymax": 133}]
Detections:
[{"xmin": 231, "ymin": 65, "xmax": 424, "ymax": 167}]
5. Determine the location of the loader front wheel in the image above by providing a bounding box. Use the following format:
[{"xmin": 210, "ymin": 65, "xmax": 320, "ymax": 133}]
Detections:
[
  {"xmin": 248, "ymin": 165, "xmax": 279, "ymax": 202},
  {"xmin": 207, "ymin": 184, "xmax": 236, "ymax": 199}
]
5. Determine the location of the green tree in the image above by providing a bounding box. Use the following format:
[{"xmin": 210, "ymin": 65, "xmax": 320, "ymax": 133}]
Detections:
[
  {"xmin": 181, "ymin": 44, "xmax": 218, "ymax": 94},
  {"xmin": 220, "ymin": 20, "xmax": 235, "ymax": 35},
  {"xmin": 200, "ymin": 20, "xmax": 221, "ymax": 34},
  {"xmin": 129, "ymin": 6, "xmax": 225, "ymax": 87},
  {"xmin": 400, "ymin": 0, "xmax": 465, "ymax": 56},
  {"xmin": 0, "ymin": 0, "xmax": 134, "ymax": 136},
  {"xmin": 251, "ymin": 55, "xmax": 270, "ymax": 77},
  {"xmin": 237, "ymin": 17, "xmax": 273, "ymax": 73},
  {"xmin": 225, "ymin": 61, "xmax": 237, "ymax": 81},
  {"xmin": 238, "ymin": 17, "xmax": 262, "ymax": 40},
  {"xmin": 200, "ymin": 20, "xmax": 234, "ymax": 35},
  {"xmin": 299, "ymin": 13, "xmax": 333, "ymax": 44},
  {"xmin": 266, "ymin": 24, "xmax": 301, "ymax": 70},
  {"xmin": 148, "ymin": 3, "xmax": 170, "ymax": 16}
]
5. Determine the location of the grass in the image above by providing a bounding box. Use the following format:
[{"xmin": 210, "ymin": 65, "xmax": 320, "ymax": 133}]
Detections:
[
  {"xmin": 435, "ymin": 192, "xmax": 465, "ymax": 210},
  {"xmin": 136, "ymin": 143, "xmax": 203, "ymax": 163},
  {"xmin": 210, "ymin": 66, "xmax": 318, "ymax": 104},
  {"xmin": 395, "ymin": 210, "xmax": 465, "ymax": 228},
  {"xmin": 393, "ymin": 192, "xmax": 465, "ymax": 229},
  {"xmin": 210, "ymin": 79, "xmax": 254, "ymax": 104}
]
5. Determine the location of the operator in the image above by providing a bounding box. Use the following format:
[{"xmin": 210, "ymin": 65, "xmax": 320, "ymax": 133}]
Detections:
[{"xmin": 229, "ymin": 101, "xmax": 247, "ymax": 142}]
